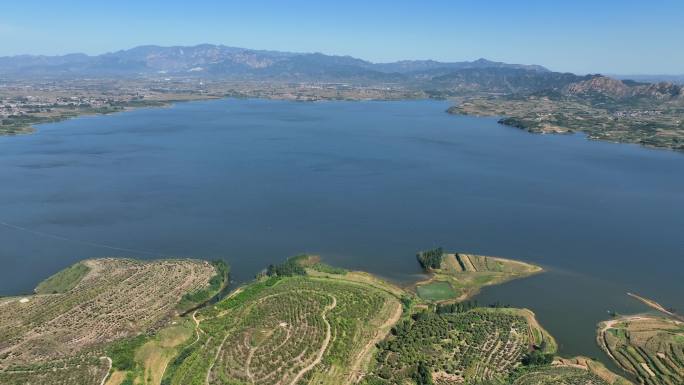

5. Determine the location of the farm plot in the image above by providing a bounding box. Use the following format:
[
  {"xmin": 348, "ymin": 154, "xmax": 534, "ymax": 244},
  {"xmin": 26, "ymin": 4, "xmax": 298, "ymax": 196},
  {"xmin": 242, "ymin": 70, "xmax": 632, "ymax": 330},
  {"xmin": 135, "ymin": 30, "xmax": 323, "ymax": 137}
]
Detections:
[
  {"xmin": 363, "ymin": 307, "xmax": 545, "ymax": 384},
  {"xmin": 0, "ymin": 258, "xmax": 218, "ymax": 383},
  {"xmin": 0, "ymin": 356, "xmax": 110, "ymax": 385},
  {"xmin": 415, "ymin": 249, "xmax": 542, "ymax": 302},
  {"xmin": 163, "ymin": 275, "xmax": 401, "ymax": 385},
  {"xmin": 598, "ymin": 315, "xmax": 684, "ymax": 385},
  {"xmin": 416, "ymin": 281, "xmax": 458, "ymax": 301},
  {"xmin": 511, "ymin": 366, "xmax": 610, "ymax": 385}
]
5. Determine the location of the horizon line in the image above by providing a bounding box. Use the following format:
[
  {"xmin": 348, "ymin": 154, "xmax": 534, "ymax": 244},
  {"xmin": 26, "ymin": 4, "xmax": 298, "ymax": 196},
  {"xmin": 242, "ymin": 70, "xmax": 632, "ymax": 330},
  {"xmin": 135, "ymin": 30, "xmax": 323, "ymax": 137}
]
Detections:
[{"xmin": 1, "ymin": 43, "xmax": 683, "ymax": 77}]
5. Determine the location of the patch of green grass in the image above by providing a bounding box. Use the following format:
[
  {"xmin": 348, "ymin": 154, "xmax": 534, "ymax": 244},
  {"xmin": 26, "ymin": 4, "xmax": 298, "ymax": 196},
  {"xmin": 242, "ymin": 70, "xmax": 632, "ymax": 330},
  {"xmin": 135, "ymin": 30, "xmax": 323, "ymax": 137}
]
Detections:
[
  {"xmin": 107, "ymin": 335, "xmax": 149, "ymax": 371},
  {"xmin": 416, "ymin": 281, "xmax": 457, "ymax": 301},
  {"xmin": 310, "ymin": 263, "xmax": 348, "ymax": 275},
  {"xmin": 177, "ymin": 260, "xmax": 229, "ymax": 311},
  {"xmin": 34, "ymin": 262, "xmax": 90, "ymax": 294}
]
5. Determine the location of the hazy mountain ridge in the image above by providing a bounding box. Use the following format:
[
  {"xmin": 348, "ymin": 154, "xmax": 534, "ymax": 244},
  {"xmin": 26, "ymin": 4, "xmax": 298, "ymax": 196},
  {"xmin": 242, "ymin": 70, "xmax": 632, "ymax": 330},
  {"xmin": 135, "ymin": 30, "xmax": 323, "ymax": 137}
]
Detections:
[
  {"xmin": 0, "ymin": 44, "xmax": 548, "ymax": 81},
  {"xmin": 372, "ymin": 57, "xmax": 549, "ymax": 74},
  {"xmin": 429, "ymin": 67, "xmax": 592, "ymax": 94},
  {"xmin": 1, "ymin": 44, "xmax": 681, "ymax": 104},
  {"xmin": 3, "ymin": 44, "xmax": 681, "ymax": 103}
]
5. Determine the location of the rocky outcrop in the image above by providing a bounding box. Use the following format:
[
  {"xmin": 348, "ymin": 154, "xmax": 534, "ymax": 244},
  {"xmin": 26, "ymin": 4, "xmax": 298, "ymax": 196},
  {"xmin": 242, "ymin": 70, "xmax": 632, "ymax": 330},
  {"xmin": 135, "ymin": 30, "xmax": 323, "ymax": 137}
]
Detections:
[{"xmin": 564, "ymin": 75, "xmax": 682, "ymax": 100}]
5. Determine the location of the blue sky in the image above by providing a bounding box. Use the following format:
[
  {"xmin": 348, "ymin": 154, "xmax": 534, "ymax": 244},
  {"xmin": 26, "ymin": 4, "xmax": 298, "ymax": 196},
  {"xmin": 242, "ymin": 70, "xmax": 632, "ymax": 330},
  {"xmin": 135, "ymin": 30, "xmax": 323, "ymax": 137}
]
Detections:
[{"xmin": 1, "ymin": 0, "xmax": 682, "ymax": 74}]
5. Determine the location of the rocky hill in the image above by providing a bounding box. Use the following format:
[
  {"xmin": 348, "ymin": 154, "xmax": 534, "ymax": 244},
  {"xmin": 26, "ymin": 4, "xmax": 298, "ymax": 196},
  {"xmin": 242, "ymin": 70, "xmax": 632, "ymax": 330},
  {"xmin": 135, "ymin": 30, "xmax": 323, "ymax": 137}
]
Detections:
[
  {"xmin": 564, "ymin": 75, "xmax": 682, "ymax": 100},
  {"xmin": 430, "ymin": 67, "xmax": 590, "ymax": 94}
]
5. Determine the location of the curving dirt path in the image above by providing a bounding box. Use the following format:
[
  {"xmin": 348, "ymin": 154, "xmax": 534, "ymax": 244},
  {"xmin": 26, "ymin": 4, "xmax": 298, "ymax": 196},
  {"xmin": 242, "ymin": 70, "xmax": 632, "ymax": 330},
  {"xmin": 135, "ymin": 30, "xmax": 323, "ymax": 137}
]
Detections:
[
  {"xmin": 192, "ymin": 310, "xmax": 200, "ymax": 327},
  {"xmin": 347, "ymin": 299, "xmax": 402, "ymax": 383},
  {"xmin": 597, "ymin": 315, "xmax": 650, "ymax": 364},
  {"xmin": 288, "ymin": 295, "xmax": 337, "ymax": 385},
  {"xmin": 194, "ymin": 288, "xmax": 341, "ymax": 385},
  {"xmin": 205, "ymin": 335, "xmax": 228, "ymax": 385},
  {"xmin": 184, "ymin": 310, "xmax": 202, "ymax": 350},
  {"xmin": 99, "ymin": 356, "xmax": 112, "ymax": 385}
]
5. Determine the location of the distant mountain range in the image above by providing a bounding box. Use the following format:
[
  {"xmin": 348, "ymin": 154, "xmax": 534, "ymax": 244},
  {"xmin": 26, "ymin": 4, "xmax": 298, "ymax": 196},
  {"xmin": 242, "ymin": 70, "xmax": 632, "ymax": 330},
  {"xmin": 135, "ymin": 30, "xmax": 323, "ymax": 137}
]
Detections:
[
  {"xmin": 0, "ymin": 44, "xmax": 548, "ymax": 80},
  {"xmin": 0, "ymin": 44, "xmax": 680, "ymax": 101}
]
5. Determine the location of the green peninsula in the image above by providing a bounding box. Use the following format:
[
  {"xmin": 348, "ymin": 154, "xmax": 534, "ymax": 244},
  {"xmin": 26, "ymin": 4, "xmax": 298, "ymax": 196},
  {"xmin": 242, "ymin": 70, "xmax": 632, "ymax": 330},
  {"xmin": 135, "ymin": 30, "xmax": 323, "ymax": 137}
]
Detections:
[{"xmin": 415, "ymin": 248, "xmax": 543, "ymax": 302}]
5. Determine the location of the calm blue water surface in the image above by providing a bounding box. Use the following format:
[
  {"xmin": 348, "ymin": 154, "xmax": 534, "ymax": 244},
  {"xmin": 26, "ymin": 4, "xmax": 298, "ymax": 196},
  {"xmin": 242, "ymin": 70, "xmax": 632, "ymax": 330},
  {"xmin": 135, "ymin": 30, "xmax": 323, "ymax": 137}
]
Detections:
[{"xmin": 1, "ymin": 99, "xmax": 682, "ymax": 363}]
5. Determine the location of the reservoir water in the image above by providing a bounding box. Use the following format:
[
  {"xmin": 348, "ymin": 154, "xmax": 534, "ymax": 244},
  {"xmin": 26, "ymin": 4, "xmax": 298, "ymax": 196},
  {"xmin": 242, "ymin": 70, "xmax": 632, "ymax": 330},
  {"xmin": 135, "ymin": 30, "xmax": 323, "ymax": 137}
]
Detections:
[{"xmin": 1, "ymin": 99, "xmax": 682, "ymax": 364}]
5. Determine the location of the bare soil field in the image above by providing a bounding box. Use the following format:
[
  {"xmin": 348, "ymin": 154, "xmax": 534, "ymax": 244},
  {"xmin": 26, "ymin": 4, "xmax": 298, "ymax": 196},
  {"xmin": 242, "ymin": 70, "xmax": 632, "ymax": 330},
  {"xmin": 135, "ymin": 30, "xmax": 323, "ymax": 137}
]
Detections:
[{"xmin": 0, "ymin": 258, "xmax": 218, "ymax": 384}]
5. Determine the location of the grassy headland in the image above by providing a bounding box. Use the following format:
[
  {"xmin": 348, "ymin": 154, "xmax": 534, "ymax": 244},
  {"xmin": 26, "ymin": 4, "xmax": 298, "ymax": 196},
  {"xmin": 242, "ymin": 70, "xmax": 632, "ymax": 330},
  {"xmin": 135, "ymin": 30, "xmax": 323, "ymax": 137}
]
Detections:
[
  {"xmin": 414, "ymin": 248, "xmax": 543, "ymax": 302},
  {"xmin": 34, "ymin": 261, "xmax": 90, "ymax": 294}
]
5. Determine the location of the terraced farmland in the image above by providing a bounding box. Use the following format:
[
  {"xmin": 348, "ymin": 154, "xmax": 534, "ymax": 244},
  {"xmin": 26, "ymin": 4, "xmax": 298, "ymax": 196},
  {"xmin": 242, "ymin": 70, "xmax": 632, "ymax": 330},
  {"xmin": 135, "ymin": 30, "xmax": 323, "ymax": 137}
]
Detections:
[
  {"xmin": 0, "ymin": 356, "xmax": 110, "ymax": 385},
  {"xmin": 0, "ymin": 258, "xmax": 219, "ymax": 384},
  {"xmin": 598, "ymin": 315, "xmax": 684, "ymax": 385},
  {"xmin": 163, "ymin": 274, "xmax": 401, "ymax": 385},
  {"xmin": 511, "ymin": 366, "xmax": 611, "ymax": 385},
  {"xmin": 363, "ymin": 307, "xmax": 552, "ymax": 384},
  {"xmin": 415, "ymin": 250, "xmax": 542, "ymax": 302}
]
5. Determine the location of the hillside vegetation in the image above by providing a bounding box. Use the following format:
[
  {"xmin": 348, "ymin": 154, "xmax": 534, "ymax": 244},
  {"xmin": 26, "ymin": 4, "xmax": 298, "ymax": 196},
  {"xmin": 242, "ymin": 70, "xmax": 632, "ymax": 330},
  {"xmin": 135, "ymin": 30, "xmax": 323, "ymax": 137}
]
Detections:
[
  {"xmin": 0, "ymin": 258, "xmax": 220, "ymax": 385},
  {"xmin": 162, "ymin": 269, "xmax": 401, "ymax": 385},
  {"xmin": 0, "ymin": 253, "xmax": 635, "ymax": 385},
  {"xmin": 362, "ymin": 307, "xmax": 553, "ymax": 384}
]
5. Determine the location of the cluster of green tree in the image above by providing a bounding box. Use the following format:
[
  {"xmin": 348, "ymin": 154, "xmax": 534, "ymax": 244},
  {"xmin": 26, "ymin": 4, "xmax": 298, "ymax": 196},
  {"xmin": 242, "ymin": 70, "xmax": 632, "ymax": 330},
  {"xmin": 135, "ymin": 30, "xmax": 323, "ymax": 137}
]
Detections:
[
  {"xmin": 367, "ymin": 307, "xmax": 530, "ymax": 384},
  {"xmin": 487, "ymin": 301, "xmax": 512, "ymax": 309},
  {"xmin": 266, "ymin": 259, "xmax": 306, "ymax": 277},
  {"xmin": 310, "ymin": 262, "xmax": 348, "ymax": 275},
  {"xmin": 179, "ymin": 260, "xmax": 229, "ymax": 308},
  {"xmin": 416, "ymin": 247, "xmax": 444, "ymax": 271},
  {"xmin": 521, "ymin": 349, "xmax": 554, "ymax": 366},
  {"xmin": 210, "ymin": 276, "xmax": 280, "ymax": 313},
  {"xmin": 400, "ymin": 295, "xmax": 413, "ymax": 313},
  {"xmin": 436, "ymin": 300, "xmax": 478, "ymax": 314},
  {"xmin": 413, "ymin": 361, "xmax": 434, "ymax": 385}
]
